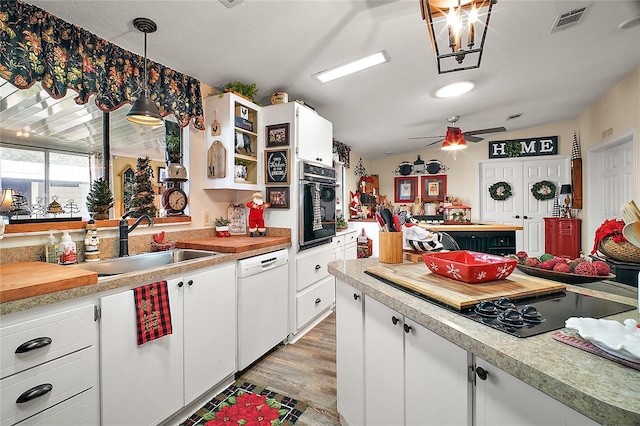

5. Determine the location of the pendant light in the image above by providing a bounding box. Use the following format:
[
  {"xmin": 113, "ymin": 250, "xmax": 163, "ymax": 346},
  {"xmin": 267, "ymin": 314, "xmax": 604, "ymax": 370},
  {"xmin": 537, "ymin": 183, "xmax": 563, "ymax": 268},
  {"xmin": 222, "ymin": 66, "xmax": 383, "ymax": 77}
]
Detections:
[
  {"xmin": 127, "ymin": 18, "xmax": 163, "ymax": 126},
  {"xmin": 441, "ymin": 127, "xmax": 467, "ymax": 151}
]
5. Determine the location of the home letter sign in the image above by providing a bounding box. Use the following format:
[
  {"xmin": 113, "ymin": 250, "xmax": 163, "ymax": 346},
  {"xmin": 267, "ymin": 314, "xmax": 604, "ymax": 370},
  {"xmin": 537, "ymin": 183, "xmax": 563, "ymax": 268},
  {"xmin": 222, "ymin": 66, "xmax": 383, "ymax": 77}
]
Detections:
[{"xmin": 488, "ymin": 136, "xmax": 558, "ymax": 159}]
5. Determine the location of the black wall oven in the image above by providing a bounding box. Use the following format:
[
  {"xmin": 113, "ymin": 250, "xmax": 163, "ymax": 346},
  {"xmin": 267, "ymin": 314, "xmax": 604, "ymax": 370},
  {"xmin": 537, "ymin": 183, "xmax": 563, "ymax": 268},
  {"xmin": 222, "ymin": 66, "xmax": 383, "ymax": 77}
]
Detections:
[{"xmin": 299, "ymin": 161, "xmax": 336, "ymax": 250}]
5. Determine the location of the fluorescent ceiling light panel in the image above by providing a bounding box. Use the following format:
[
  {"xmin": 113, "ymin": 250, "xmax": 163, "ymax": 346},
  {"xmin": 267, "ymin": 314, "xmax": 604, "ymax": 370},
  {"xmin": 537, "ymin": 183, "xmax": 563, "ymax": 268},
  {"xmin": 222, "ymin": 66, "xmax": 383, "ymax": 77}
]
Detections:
[
  {"xmin": 313, "ymin": 51, "xmax": 389, "ymax": 83},
  {"xmin": 435, "ymin": 81, "xmax": 475, "ymax": 98}
]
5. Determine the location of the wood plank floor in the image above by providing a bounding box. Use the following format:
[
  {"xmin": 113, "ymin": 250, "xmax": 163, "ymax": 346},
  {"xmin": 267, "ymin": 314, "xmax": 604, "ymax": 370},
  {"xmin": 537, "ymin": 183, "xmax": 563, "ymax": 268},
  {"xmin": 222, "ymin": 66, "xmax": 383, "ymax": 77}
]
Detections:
[{"xmin": 237, "ymin": 312, "xmax": 340, "ymax": 425}]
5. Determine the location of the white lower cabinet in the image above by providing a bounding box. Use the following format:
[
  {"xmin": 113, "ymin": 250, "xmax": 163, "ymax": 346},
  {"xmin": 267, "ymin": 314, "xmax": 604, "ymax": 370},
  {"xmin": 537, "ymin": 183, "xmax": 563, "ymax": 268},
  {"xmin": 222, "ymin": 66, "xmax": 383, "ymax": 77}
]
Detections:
[
  {"xmin": 295, "ymin": 244, "xmax": 334, "ymax": 333},
  {"xmin": 474, "ymin": 356, "xmax": 598, "ymax": 426},
  {"xmin": 0, "ymin": 304, "xmax": 99, "ymax": 426},
  {"xmin": 100, "ymin": 262, "xmax": 236, "ymax": 426},
  {"xmin": 335, "ymin": 280, "xmax": 364, "ymax": 426}
]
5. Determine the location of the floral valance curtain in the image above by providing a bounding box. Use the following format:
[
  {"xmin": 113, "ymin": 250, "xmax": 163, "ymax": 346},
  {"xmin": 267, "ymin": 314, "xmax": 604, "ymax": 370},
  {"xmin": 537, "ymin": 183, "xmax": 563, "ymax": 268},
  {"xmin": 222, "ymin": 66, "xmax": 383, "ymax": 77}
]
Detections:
[{"xmin": 0, "ymin": 0, "xmax": 204, "ymax": 130}]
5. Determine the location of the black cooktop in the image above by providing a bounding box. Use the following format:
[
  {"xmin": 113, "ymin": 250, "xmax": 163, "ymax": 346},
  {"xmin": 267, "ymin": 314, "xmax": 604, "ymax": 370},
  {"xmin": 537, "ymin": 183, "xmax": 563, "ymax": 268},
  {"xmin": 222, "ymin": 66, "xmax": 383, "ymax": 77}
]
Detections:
[{"xmin": 364, "ymin": 271, "xmax": 636, "ymax": 338}]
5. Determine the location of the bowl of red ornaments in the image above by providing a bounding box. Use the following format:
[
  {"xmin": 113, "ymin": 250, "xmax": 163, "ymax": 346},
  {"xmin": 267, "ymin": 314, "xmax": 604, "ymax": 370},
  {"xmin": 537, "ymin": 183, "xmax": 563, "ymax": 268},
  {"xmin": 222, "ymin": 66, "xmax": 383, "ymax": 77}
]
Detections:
[{"xmin": 514, "ymin": 252, "xmax": 615, "ymax": 284}]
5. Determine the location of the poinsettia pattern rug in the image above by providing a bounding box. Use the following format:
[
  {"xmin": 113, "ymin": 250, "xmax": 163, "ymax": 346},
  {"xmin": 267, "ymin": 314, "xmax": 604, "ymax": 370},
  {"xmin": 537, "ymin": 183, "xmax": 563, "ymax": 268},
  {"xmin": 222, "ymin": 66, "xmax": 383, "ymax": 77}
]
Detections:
[{"xmin": 180, "ymin": 381, "xmax": 308, "ymax": 426}]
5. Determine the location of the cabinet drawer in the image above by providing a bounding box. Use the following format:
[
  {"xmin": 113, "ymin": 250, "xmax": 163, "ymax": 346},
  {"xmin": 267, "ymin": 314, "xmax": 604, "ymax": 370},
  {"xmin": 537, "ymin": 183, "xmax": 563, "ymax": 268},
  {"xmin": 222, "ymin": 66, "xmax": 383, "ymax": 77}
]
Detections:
[
  {"xmin": 296, "ymin": 246, "xmax": 333, "ymax": 291},
  {"xmin": 0, "ymin": 305, "xmax": 96, "ymax": 379},
  {"xmin": 332, "ymin": 235, "xmax": 345, "ymax": 249},
  {"xmin": 296, "ymin": 276, "xmax": 335, "ymax": 330},
  {"xmin": 1, "ymin": 346, "xmax": 97, "ymax": 426},
  {"xmin": 13, "ymin": 386, "xmax": 98, "ymax": 426},
  {"xmin": 344, "ymin": 231, "xmax": 357, "ymax": 245}
]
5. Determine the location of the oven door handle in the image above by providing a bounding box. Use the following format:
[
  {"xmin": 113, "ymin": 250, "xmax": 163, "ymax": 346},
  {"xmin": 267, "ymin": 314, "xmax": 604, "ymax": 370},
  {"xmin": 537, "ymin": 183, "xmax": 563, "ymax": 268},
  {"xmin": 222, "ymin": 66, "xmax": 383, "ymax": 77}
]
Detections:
[{"xmin": 300, "ymin": 179, "xmax": 339, "ymax": 187}]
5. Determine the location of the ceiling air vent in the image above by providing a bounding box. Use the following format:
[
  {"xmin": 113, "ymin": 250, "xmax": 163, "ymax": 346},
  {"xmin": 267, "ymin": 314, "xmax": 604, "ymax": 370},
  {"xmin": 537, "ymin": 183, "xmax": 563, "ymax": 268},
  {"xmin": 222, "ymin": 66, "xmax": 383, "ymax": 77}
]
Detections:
[
  {"xmin": 507, "ymin": 113, "xmax": 523, "ymax": 121},
  {"xmin": 550, "ymin": 4, "xmax": 590, "ymax": 34},
  {"xmin": 219, "ymin": 0, "xmax": 245, "ymax": 8}
]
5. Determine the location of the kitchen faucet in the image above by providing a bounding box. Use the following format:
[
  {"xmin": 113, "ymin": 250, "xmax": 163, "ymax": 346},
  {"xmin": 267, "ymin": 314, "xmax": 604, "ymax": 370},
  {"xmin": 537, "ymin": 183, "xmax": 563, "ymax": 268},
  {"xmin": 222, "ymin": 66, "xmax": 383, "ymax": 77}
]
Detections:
[{"xmin": 119, "ymin": 212, "xmax": 153, "ymax": 257}]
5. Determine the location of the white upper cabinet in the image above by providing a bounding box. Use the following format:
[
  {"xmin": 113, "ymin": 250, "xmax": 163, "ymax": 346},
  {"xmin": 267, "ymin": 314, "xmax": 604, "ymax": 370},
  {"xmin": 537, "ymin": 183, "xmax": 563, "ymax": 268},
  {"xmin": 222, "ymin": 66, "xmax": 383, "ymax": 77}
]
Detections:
[
  {"xmin": 203, "ymin": 92, "xmax": 263, "ymax": 190},
  {"xmin": 296, "ymin": 104, "xmax": 333, "ymax": 166}
]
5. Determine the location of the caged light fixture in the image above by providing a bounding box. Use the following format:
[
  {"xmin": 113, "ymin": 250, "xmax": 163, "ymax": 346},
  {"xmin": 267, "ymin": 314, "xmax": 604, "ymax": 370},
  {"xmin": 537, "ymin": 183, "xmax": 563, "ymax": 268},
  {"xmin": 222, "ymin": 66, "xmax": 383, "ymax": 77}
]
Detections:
[
  {"xmin": 127, "ymin": 18, "xmax": 164, "ymax": 126},
  {"xmin": 419, "ymin": 0, "xmax": 497, "ymax": 74}
]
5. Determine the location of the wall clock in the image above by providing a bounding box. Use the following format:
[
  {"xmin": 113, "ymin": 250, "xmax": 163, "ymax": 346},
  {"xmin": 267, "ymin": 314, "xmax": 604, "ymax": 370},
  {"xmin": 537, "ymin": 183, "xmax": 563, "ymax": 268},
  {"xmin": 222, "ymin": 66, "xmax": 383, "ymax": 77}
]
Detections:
[{"xmin": 162, "ymin": 187, "xmax": 188, "ymax": 215}]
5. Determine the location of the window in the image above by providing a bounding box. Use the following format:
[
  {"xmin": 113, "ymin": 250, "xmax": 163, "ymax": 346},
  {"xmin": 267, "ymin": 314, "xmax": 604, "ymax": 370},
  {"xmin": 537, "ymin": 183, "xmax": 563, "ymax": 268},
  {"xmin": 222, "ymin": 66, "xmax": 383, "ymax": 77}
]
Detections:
[{"xmin": 0, "ymin": 146, "xmax": 93, "ymax": 220}]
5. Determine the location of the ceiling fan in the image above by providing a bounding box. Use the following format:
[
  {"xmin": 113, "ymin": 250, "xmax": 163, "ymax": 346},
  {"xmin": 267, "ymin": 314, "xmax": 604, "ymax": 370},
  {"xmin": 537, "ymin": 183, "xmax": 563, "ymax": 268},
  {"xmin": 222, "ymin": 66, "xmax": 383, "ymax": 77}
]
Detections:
[{"xmin": 409, "ymin": 116, "xmax": 507, "ymax": 147}]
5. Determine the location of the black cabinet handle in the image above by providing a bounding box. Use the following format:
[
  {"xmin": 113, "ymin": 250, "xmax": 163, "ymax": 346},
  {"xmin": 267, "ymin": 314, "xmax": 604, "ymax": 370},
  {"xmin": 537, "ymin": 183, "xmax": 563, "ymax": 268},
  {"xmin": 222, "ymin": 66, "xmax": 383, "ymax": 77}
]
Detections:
[
  {"xmin": 476, "ymin": 366, "xmax": 488, "ymax": 381},
  {"xmin": 188, "ymin": 280, "xmax": 194, "ymax": 286},
  {"xmin": 523, "ymin": 215, "xmax": 529, "ymax": 219},
  {"xmin": 353, "ymin": 293, "xmax": 360, "ymax": 300},
  {"xmin": 315, "ymin": 298, "xmax": 321, "ymax": 304},
  {"xmin": 403, "ymin": 324, "xmax": 412, "ymax": 333},
  {"xmin": 392, "ymin": 316, "xmax": 399, "ymax": 325},
  {"xmin": 315, "ymin": 265, "xmax": 321, "ymax": 270},
  {"xmin": 15, "ymin": 337, "xmax": 52, "ymax": 354},
  {"xmin": 178, "ymin": 281, "xmax": 184, "ymax": 288},
  {"xmin": 515, "ymin": 215, "xmax": 520, "ymax": 219},
  {"xmin": 16, "ymin": 384, "xmax": 53, "ymax": 403}
]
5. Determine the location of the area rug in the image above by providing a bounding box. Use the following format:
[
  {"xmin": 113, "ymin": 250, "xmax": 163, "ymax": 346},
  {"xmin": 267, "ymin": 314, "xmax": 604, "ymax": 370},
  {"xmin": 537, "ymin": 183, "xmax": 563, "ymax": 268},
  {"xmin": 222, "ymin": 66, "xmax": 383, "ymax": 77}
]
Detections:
[{"xmin": 180, "ymin": 380, "xmax": 308, "ymax": 426}]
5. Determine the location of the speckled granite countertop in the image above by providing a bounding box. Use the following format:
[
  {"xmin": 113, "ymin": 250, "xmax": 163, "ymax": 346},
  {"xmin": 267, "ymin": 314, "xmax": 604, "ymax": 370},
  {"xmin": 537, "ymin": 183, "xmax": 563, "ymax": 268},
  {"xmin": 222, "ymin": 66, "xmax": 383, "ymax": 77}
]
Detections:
[
  {"xmin": 0, "ymin": 243, "xmax": 291, "ymax": 316},
  {"xmin": 329, "ymin": 258, "xmax": 640, "ymax": 425}
]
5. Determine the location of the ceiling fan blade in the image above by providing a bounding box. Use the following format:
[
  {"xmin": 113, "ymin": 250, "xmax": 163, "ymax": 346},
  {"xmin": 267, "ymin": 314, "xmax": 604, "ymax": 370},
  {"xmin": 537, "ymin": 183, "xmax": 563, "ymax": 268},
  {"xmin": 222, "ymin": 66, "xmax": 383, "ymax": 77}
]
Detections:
[
  {"xmin": 463, "ymin": 126, "xmax": 507, "ymax": 136},
  {"xmin": 408, "ymin": 135, "xmax": 444, "ymax": 140},
  {"xmin": 464, "ymin": 135, "xmax": 483, "ymax": 143},
  {"xmin": 425, "ymin": 138, "xmax": 444, "ymax": 147}
]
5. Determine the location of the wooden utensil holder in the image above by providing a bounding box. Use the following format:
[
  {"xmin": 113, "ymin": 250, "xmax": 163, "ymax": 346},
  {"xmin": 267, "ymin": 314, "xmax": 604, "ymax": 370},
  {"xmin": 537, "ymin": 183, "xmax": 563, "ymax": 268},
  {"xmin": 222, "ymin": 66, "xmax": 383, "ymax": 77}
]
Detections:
[{"xmin": 379, "ymin": 231, "xmax": 403, "ymax": 264}]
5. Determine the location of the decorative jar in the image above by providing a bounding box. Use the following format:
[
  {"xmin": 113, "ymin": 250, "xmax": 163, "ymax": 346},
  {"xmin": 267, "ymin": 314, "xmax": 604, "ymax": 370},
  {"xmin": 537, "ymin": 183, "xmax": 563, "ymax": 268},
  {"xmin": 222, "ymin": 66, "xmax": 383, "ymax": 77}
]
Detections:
[{"xmin": 443, "ymin": 204, "xmax": 472, "ymax": 225}]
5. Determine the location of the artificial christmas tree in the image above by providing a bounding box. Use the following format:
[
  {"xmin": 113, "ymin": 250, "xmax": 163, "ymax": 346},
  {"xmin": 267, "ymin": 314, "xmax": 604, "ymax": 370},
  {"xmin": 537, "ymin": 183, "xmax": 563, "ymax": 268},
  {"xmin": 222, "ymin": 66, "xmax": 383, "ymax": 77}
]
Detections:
[
  {"xmin": 86, "ymin": 177, "xmax": 114, "ymax": 220},
  {"xmin": 129, "ymin": 156, "xmax": 157, "ymax": 218}
]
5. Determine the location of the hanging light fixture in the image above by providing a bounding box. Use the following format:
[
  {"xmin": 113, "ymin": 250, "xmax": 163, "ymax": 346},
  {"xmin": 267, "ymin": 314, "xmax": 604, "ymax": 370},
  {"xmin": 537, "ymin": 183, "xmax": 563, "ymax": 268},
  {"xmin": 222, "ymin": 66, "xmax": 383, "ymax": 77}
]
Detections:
[
  {"xmin": 419, "ymin": 0, "xmax": 497, "ymax": 74},
  {"xmin": 127, "ymin": 18, "xmax": 164, "ymax": 126},
  {"xmin": 441, "ymin": 127, "xmax": 467, "ymax": 151}
]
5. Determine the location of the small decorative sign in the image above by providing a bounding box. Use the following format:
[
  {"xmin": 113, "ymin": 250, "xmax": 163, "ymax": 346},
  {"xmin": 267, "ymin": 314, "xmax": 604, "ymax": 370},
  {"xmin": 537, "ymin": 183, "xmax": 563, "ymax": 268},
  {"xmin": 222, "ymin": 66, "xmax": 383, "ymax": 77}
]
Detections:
[
  {"xmin": 228, "ymin": 203, "xmax": 247, "ymax": 235},
  {"xmin": 265, "ymin": 149, "xmax": 290, "ymax": 184},
  {"xmin": 266, "ymin": 186, "xmax": 290, "ymax": 209},
  {"xmin": 488, "ymin": 136, "xmax": 558, "ymax": 159},
  {"xmin": 266, "ymin": 123, "xmax": 290, "ymax": 148}
]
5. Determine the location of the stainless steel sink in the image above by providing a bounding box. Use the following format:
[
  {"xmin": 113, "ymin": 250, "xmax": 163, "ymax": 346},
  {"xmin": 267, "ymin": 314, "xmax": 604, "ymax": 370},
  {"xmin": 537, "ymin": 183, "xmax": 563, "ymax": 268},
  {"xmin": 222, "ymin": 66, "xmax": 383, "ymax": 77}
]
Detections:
[{"xmin": 73, "ymin": 249, "xmax": 219, "ymax": 276}]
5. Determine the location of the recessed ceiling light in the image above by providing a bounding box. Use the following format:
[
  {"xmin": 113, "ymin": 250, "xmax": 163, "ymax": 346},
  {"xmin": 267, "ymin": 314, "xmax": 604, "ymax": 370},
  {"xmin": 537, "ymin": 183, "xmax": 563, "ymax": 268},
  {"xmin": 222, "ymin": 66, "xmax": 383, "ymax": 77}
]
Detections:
[
  {"xmin": 434, "ymin": 81, "xmax": 475, "ymax": 98},
  {"xmin": 312, "ymin": 51, "xmax": 390, "ymax": 83}
]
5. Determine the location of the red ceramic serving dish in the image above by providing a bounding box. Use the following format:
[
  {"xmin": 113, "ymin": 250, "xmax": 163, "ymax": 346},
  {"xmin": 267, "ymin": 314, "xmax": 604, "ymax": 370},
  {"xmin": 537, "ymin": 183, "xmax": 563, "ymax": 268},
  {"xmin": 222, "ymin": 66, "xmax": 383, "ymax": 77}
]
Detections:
[{"xmin": 422, "ymin": 250, "xmax": 517, "ymax": 284}]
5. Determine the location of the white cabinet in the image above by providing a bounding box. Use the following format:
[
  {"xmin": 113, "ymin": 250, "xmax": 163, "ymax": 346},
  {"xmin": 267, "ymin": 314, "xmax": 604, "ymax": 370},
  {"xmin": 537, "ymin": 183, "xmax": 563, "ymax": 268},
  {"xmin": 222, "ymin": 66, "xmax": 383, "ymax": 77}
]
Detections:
[
  {"xmin": 100, "ymin": 262, "xmax": 236, "ymax": 426},
  {"xmin": 335, "ymin": 279, "xmax": 364, "ymax": 426},
  {"xmin": 0, "ymin": 304, "xmax": 99, "ymax": 426},
  {"xmin": 294, "ymin": 244, "xmax": 334, "ymax": 332},
  {"xmin": 296, "ymin": 103, "xmax": 333, "ymax": 166},
  {"xmin": 203, "ymin": 92, "xmax": 262, "ymax": 190},
  {"xmin": 474, "ymin": 356, "xmax": 598, "ymax": 426},
  {"xmin": 332, "ymin": 230, "xmax": 357, "ymax": 264},
  {"xmin": 363, "ymin": 295, "xmax": 467, "ymax": 426}
]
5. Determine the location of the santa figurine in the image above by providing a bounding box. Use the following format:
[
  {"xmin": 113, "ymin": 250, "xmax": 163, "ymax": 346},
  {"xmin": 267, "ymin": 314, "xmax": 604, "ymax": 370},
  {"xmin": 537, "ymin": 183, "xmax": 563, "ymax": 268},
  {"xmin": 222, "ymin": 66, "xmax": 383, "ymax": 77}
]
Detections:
[{"xmin": 246, "ymin": 192, "xmax": 270, "ymax": 237}]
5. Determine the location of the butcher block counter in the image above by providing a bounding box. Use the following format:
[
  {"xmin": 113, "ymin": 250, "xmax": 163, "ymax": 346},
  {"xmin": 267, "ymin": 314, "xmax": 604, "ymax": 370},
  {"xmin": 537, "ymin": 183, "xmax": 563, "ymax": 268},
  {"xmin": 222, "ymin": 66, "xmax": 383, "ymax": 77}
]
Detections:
[
  {"xmin": 1, "ymin": 238, "xmax": 291, "ymax": 315},
  {"xmin": 176, "ymin": 235, "xmax": 291, "ymax": 253},
  {"xmin": 329, "ymin": 258, "xmax": 639, "ymax": 425}
]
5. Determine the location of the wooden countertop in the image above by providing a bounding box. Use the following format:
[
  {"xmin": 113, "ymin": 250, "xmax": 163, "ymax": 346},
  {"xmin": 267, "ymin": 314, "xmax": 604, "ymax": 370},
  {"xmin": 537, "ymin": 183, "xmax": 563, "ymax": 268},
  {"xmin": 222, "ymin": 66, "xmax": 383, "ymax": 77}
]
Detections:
[
  {"xmin": 417, "ymin": 222, "xmax": 523, "ymax": 231},
  {"xmin": 0, "ymin": 262, "xmax": 98, "ymax": 303},
  {"xmin": 176, "ymin": 235, "xmax": 291, "ymax": 253},
  {"xmin": 328, "ymin": 258, "xmax": 639, "ymax": 425}
]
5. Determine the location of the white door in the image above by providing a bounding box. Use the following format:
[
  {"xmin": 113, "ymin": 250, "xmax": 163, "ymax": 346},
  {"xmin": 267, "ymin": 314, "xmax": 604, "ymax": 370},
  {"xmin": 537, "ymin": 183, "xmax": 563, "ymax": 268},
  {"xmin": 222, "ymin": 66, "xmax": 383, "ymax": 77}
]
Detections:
[
  {"xmin": 587, "ymin": 132, "xmax": 637, "ymax": 245},
  {"xmin": 480, "ymin": 158, "xmax": 569, "ymax": 257}
]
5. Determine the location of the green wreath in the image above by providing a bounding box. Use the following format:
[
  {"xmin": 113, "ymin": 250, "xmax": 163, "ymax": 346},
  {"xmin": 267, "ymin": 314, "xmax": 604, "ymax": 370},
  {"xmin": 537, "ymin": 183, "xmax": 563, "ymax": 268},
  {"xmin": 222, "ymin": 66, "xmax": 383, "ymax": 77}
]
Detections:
[
  {"xmin": 505, "ymin": 141, "xmax": 521, "ymax": 158},
  {"xmin": 489, "ymin": 181, "xmax": 512, "ymax": 201},
  {"xmin": 531, "ymin": 180, "xmax": 556, "ymax": 201}
]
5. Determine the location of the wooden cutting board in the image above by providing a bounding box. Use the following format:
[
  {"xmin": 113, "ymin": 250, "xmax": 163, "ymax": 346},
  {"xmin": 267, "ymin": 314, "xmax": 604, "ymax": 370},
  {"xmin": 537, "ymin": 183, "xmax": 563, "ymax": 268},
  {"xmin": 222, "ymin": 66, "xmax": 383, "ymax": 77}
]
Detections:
[
  {"xmin": 366, "ymin": 262, "xmax": 565, "ymax": 310},
  {"xmin": 0, "ymin": 262, "xmax": 98, "ymax": 303},
  {"xmin": 176, "ymin": 236, "xmax": 291, "ymax": 253}
]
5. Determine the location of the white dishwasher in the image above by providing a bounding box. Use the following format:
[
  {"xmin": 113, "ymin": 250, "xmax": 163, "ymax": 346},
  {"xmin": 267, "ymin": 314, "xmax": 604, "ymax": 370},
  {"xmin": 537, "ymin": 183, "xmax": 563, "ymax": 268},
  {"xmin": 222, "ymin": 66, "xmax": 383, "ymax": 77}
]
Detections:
[{"xmin": 237, "ymin": 249, "xmax": 289, "ymax": 370}]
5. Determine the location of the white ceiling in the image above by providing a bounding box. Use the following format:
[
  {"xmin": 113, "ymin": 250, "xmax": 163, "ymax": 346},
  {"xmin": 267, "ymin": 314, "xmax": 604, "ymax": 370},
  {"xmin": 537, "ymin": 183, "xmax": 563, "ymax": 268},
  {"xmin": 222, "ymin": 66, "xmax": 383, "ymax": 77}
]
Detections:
[{"xmin": 4, "ymin": 0, "xmax": 640, "ymax": 159}]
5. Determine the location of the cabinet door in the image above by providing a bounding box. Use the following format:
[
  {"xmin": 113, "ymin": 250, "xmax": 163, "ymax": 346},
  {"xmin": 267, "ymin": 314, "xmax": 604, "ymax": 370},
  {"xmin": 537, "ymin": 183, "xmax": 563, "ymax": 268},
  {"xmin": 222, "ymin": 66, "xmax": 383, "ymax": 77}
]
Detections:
[
  {"xmin": 296, "ymin": 104, "xmax": 332, "ymax": 166},
  {"xmin": 364, "ymin": 296, "xmax": 404, "ymax": 425},
  {"xmin": 405, "ymin": 318, "xmax": 469, "ymax": 426},
  {"xmin": 100, "ymin": 278, "xmax": 184, "ymax": 426},
  {"xmin": 474, "ymin": 356, "xmax": 598, "ymax": 426},
  {"xmin": 336, "ymin": 280, "xmax": 364, "ymax": 426},
  {"xmin": 184, "ymin": 264, "xmax": 236, "ymax": 405}
]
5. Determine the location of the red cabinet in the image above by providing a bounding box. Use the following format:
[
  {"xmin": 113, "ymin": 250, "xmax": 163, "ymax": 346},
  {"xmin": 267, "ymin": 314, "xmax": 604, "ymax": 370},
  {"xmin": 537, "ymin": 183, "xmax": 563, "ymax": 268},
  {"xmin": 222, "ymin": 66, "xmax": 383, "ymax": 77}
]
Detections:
[{"xmin": 544, "ymin": 218, "xmax": 581, "ymax": 258}]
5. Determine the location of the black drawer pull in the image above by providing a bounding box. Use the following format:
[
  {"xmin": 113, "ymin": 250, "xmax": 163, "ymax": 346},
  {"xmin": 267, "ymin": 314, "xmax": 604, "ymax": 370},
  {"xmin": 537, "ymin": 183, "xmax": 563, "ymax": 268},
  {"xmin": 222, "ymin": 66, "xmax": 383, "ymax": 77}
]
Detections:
[
  {"xmin": 403, "ymin": 324, "xmax": 412, "ymax": 333},
  {"xmin": 16, "ymin": 384, "xmax": 53, "ymax": 403},
  {"xmin": 178, "ymin": 281, "xmax": 184, "ymax": 288},
  {"xmin": 392, "ymin": 316, "xmax": 399, "ymax": 325},
  {"xmin": 315, "ymin": 265, "xmax": 321, "ymax": 270},
  {"xmin": 188, "ymin": 280, "xmax": 194, "ymax": 286},
  {"xmin": 15, "ymin": 337, "xmax": 52, "ymax": 354},
  {"xmin": 353, "ymin": 293, "xmax": 360, "ymax": 300},
  {"xmin": 315, "ymin": 298, "xmax": 321, "ymax": 304},
  {"xmin": 476, "ymin": 366, "xmax": 488, "ymax": 381}
]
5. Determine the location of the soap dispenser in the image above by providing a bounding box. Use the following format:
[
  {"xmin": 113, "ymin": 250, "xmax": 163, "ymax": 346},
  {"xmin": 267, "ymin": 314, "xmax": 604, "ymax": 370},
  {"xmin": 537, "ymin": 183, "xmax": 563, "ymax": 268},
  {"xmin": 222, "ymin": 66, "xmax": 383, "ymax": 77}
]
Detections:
[
  {"xmin": 58, "ymin": 231, "xmax": 78, "ymax": 265},
  {"xmin": 45, "ymin": 230, "xmax": 58, "ymax": 264}
]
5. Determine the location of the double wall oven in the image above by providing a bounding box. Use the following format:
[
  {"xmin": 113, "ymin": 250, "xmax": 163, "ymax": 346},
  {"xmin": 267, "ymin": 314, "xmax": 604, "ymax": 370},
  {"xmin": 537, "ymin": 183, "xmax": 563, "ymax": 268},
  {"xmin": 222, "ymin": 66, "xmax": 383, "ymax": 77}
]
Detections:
[{"xmin": 299, "ymin": 161, "xmax": 336, "ymax": 250}]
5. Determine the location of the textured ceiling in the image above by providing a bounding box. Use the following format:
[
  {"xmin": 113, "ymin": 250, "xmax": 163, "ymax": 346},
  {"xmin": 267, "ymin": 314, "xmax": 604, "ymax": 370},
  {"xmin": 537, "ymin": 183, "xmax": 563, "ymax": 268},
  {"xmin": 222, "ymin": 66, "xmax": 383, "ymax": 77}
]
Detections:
[{"xmin": 2, "ymin": 0, "xmax": 639, "ymax": 159}]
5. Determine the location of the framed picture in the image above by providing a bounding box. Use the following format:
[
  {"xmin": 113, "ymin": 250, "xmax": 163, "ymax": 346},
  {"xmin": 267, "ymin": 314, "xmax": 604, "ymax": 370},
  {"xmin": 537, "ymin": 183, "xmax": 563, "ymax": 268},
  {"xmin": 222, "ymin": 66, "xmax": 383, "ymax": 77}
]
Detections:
[
  {"xmin": 394, "ymin": 176, "xmax": 418, "ymax": 203},
  {"xmin": 266, "ymin": 186, "xmax": 290, "ymax": 209},
  {"xmin": 266, "ymin": 123, "xmax": 290, "ymax": 148},
  {"xmin": 157, "ymin": 166, "xmax": 168, "ymax": 183},
  {"xmin": 421, "ymin": 174, "xmax": 447, "ymax": 202},
  {"xmin": 265, "ymin": 149, "xmax": 290, "ymax": 184}
]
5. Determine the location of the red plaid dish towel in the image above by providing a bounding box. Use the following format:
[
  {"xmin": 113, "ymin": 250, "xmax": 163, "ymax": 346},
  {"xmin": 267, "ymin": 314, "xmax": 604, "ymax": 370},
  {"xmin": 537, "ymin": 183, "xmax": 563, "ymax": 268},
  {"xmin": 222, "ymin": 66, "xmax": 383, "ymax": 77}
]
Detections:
[{"xmin": 133, "ymin": 281, "xmax": 173, "ymax": 345}]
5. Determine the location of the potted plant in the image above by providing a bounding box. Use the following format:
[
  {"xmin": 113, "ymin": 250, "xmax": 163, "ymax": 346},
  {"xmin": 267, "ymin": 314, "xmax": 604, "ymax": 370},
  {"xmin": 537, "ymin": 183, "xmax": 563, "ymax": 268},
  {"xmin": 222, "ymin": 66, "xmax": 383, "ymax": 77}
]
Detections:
[
  {"xmin": 215, "ymin": 216, "xmax": 231, "ymax": 237},
  {"xmin": 222, "ymin": 81, "xmax": 258, "ymax": 102},
  {"xmin": 336, "ymin": 215, "xmax": 348, "ymax": 232},
  {"xmin": 86, "ymin": 177, "xmax": 114, "ymax": 220}
]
